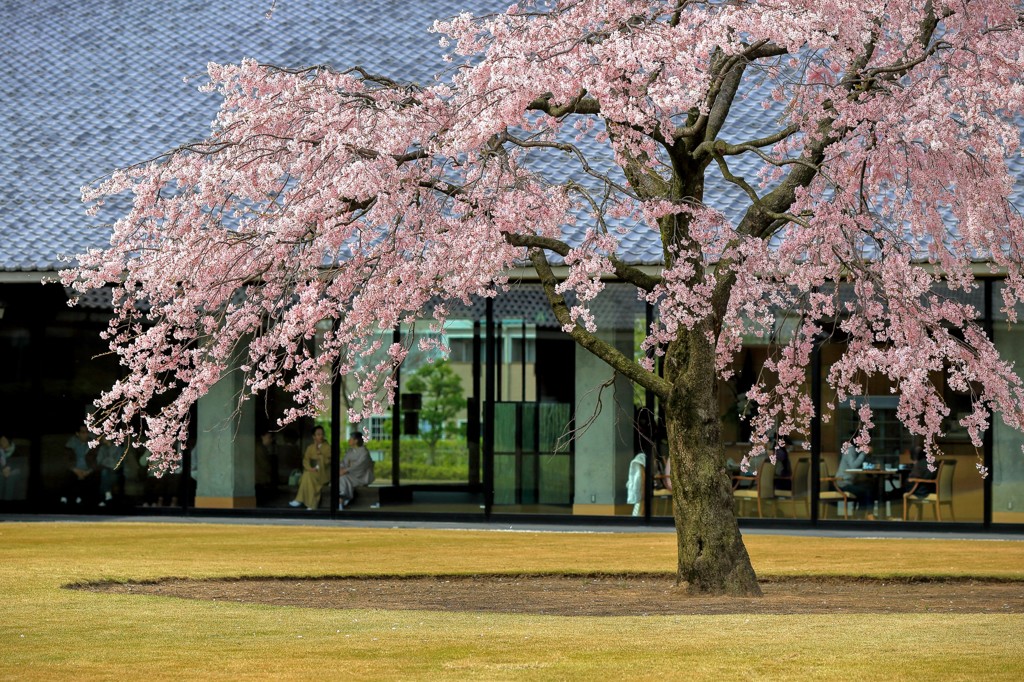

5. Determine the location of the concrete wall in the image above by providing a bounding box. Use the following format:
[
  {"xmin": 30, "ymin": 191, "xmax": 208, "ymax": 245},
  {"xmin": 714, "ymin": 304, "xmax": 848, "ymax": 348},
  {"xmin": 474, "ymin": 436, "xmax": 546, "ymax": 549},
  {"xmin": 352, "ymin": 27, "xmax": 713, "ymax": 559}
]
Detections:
[
  {"xmin": 195, "ymin": 367, "xmax": 256, "ymax": 508},
  {"xmin": 572, "ymin": 329, "xmax": 637, "ymax": 515}
]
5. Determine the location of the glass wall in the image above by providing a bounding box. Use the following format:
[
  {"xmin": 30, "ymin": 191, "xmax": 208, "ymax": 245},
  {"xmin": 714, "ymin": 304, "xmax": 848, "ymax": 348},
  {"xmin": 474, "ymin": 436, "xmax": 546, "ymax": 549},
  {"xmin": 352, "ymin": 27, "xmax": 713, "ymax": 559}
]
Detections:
[
  {"xmin": 0, "ymin": 283, "xmax": 123, "ymax": 510},
  {"xmin": 2, "ymin": 276, "xmax": 1021, "ymax": 526},
  {"xmin": 491, "ymin": 286, "xmax": 575, "ymax": 513},
  {"xmin": 729, "ymin": 281, "xmax": 988, "ymax": 524},
  {"xmin": 992, "ymin": 281, "xmax": 1024, "ymax": 525},
  {"xmin": 361, "ymin": 311, "xmax": 484, "ymax": 514}
]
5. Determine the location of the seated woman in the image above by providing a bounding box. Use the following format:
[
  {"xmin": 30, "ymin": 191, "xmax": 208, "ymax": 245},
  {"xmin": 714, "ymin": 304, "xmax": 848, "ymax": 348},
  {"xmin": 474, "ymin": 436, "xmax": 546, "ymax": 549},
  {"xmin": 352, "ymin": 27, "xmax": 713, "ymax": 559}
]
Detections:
[
  {"xmin": 338, "ymin": 432, "xmax": 375, "ymax": 509},
  {"xmin": 834, "ymin": 443, "xmax": 874, "ymax": 508},
  {"xmin": 904, "ymin": 446, "xmax": 937, "ymax": 498},
  {"xmin": 772, "ymin": 437, "xmax": 792, "ymax": 491},
  {"xmin": 290, "ymin": 426, "xmax": 330, "ymax": 510}
]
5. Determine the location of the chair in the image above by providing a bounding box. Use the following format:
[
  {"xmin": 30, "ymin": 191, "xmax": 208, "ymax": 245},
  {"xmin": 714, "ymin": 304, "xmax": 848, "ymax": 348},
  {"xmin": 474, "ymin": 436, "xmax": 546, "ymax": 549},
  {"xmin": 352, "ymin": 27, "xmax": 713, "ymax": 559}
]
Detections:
[
  {"xmin": 820, "ymin": 452, "xmax": 839, "ymax": 481},
  {"xmin": 818, "ymin": 456, "xmax": 856, "ymax": 519},
  {"xmin": 733, "ymin": 459, "xmax": 776, "ymax": 517},
  {"xmin": 903, "ymin": 459, "xmax": 957, "ymax": 521},
  {"xmin": 775, "ymin": 456, "xmax": 810, "ymax": 518},
  {"xmin": 643, "ymin": 460, "xmax": 673, "ymax": 516}
]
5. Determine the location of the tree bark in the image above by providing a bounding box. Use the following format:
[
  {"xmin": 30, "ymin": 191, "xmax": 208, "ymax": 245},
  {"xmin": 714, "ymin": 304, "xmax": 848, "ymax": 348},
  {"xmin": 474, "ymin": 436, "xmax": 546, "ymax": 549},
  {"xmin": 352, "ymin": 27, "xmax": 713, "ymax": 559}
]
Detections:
[{"xmin": 664, "ymin": 326, "xmax": 761, "ymax": 596}]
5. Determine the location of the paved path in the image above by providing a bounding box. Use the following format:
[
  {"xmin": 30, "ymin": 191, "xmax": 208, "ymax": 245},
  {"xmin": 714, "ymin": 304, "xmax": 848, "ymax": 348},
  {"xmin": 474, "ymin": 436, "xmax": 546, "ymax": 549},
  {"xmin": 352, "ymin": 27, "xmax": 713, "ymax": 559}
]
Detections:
[{"xmin": 3, "ymin": 512, "xmax": 1023, "ymax": 540}]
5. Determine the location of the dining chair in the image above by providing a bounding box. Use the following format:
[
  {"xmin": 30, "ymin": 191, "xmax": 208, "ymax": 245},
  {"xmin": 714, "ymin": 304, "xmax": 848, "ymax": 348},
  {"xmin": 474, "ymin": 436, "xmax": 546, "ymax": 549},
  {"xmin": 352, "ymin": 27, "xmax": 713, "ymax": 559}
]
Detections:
[
  {"xmin": 733, "ymin": 459, "xmax": 777, "ymax": 517},
  {"xmin": 818, "ymin": 456, "xmax": 856, "ymax": 519},
  {"xmin": 903, "ymin": 459, "xmax": 957, "ymax": 521},
  {"xmin": 775, "ymin": 456, "xmax": 810, "ymax": 517}
]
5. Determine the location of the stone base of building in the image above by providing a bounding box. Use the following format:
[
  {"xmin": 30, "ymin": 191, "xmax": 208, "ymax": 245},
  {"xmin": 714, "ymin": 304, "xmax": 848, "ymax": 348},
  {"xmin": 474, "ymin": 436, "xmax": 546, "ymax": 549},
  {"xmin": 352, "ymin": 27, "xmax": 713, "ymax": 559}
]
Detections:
[{"xmin": 194, "ymin": 496, "xmax": 258, "ymax": 509}]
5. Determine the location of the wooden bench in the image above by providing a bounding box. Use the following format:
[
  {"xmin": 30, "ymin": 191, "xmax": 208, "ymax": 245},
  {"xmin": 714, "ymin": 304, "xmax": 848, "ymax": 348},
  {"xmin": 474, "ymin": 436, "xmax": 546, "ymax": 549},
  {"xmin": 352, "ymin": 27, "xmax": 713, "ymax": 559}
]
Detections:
[
  {"xmin": 320, "ymin": 484, "xmax": 382, "ymax": 510},
  {"xmin": 347, "ymin": 485, "xmax": 380, "ymax": 510}
]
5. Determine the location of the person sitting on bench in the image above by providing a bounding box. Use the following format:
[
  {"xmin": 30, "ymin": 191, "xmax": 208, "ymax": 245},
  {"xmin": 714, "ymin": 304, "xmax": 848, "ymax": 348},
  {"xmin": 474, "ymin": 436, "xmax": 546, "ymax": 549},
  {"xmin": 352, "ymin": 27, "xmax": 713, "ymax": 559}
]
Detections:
[{"xmin": 338, "ymin": 432, "xmax": 375, "ymax": 509}]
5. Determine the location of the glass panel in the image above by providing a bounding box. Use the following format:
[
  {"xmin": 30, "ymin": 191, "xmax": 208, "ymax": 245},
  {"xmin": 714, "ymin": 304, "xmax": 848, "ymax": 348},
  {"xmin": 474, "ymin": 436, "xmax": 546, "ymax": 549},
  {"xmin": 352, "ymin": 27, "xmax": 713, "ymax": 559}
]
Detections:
[
  {"xmin": 992, "ymin": 284, "xmax": 1024, "ymax": 524},
  {"xmin": 539, "ymin": 454, "xmax": 571, "ymax": 504},
  {"xmin": 398, "ymin": 324, "xmax": 473, "ymax": 486},
  {"xmin": 493, "ymin": 402, "xmax": 519, "ymax": 507},
  {"xmin": 0, "ymin": 284, "xmax": 124, "ymax": 512},
  {"xmin": 520, "ymin": 453, "xmax": 538, "ymax": 505},
  {"xmin": 492, "ymin": 400, "xmax": 573, "ymax": 510},
  {"xmin": 538, "ymin": 403, "xmax": 572, "ymax": 506},
  {"xmin": 494, "ymin": 403, "xmax": 518, "ymax": 453},
  {"xmin": 539, "ymin": 403, "xmax": 570, "ymax": 452},
  {"xmin": 521, "ymin": 403, "xmax": 538, "ymax": 452},
  {"xmin": 494, "ymin": 453, "xmax": 516, "ymax": 505},
  {"xmin": 339, "ymin": 311, "xmax": 483, "ymax": 514}
]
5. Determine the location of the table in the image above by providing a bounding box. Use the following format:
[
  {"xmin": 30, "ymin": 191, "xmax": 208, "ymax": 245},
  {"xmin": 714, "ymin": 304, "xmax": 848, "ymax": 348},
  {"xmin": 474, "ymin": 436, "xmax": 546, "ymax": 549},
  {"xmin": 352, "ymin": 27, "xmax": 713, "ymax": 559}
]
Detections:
[{"xmin": 845, "ymin": 468, "xmax": 903, "ymax": 517}]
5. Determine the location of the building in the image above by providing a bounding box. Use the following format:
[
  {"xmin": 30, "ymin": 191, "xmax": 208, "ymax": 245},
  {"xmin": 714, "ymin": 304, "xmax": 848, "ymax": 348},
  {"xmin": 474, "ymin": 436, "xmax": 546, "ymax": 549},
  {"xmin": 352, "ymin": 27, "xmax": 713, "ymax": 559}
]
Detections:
[{"xmin": 1, "ymin": 0, "xmax": 1022, "ymax": 527}]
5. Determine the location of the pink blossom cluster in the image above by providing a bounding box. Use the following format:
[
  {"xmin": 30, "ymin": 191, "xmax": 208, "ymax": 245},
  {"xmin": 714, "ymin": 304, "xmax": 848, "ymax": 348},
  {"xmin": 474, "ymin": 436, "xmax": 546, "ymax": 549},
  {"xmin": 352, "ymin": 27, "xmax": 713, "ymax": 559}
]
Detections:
[{"xmin": 64, "ymin": 1, "xmax": 1024, "ymax": 474}]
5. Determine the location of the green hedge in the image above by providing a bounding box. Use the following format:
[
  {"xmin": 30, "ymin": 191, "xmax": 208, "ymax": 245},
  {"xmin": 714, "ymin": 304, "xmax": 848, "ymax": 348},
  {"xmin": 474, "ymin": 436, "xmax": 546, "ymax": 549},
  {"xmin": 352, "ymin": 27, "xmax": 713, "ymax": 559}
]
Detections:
[{"xmin": 368, "ymin": 438, "xmax": 471, "ymax": 481}]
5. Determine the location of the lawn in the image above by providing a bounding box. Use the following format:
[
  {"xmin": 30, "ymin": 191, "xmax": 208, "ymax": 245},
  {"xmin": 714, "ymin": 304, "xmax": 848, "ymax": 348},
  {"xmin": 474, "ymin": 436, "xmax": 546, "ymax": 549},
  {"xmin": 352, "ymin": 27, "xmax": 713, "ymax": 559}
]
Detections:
[{"xmin": 1, "ymin": 521, "xmax": 1022, "ymax": 680}]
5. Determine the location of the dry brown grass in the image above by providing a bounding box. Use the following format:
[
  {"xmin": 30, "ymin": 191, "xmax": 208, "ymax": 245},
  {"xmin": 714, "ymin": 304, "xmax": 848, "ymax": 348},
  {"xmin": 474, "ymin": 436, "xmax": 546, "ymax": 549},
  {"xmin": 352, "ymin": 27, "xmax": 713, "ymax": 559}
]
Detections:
[{"xmin": 1, "ymin": 522, "xmax": 1022, "ymax": 680}]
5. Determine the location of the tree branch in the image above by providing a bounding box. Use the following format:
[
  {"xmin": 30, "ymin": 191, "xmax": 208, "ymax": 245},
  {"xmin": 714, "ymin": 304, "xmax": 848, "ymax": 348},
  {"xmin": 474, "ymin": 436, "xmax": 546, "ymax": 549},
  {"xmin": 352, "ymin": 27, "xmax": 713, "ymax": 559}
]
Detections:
[
  {"xmin": 527, "ymin": 92, "xmax": 602, "ymax": 117},
  {"xmin": 506, "ymin": 233, "xmax": 662, "ymax": 292},
  {"xmin": 673, "ymin": 41, "xmax": 788, "ymax": 143},
  {"xmin": 694, "ymin": 124, "xmax": 801, "ymax": 158},
  {"xmin": 501, "ymin": 132, "xmax": 639, "ymax": 200},
  {"xmin": 528, "ymin": 247, "xmax": 672, "ymax": 398}
]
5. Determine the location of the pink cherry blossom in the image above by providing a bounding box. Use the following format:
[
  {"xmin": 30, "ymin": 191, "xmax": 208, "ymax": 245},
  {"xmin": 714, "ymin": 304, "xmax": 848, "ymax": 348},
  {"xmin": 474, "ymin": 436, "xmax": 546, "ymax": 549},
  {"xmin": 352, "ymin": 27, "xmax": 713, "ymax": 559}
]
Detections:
[{"xmin": 63, "ymin": 1, "xmax": 1024, "ymax": 593}]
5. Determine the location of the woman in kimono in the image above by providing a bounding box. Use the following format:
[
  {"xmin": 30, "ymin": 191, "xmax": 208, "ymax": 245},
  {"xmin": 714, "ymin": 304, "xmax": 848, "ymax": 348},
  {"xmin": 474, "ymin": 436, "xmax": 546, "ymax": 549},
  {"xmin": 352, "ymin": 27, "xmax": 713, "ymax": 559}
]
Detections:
[
  {"xmin": 290, "ymin": 426, "xmax": 330, "ymax": 510},
  {"xmin": 338, "ymin": 432, "xmax": 375, "ymax": 509}
]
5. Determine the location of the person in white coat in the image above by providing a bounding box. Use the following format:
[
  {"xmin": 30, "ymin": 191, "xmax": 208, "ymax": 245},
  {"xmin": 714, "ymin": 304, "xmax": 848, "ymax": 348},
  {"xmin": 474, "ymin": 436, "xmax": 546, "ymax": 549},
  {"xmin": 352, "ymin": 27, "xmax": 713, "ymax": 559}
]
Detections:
[{"xmin": 626, "ymin": 453, "xmax": 646, "ymax": 517}]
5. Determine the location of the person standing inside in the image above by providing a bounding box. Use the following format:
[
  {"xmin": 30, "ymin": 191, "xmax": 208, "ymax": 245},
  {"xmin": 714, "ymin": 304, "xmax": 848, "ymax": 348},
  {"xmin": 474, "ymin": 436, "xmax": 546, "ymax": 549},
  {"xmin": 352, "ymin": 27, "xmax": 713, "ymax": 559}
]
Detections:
[
  {"xmin": 338, "ymin": 432, "xmax": 375, "ymax": 509},
  {"xmin": 772, "ymin": 437, "xmax": 792, "ymax": 491},
  {"xmin": 290, "ymin": 426, "xmax": 330, "ymax": 510},
  {"xmin": 63, "ymin": 424, "xmax": 97, "ymax": 505},
  {"xmin": 95, "ymin": 436, "xmax": 123, "ymax": 507},
  {"xmin": 1, "ymin": 434, "xmax": 25, "ymax": 501},
  {"xmin": 254, "ymin": 430, "xmax": 276, "ymax": 505}
]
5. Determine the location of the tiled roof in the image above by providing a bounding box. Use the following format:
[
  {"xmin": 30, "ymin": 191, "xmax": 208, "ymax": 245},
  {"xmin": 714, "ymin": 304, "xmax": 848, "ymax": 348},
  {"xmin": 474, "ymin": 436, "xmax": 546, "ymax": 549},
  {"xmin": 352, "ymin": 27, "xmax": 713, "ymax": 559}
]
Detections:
[
  {"xmin": 0, "ymin": 0, "xmax": 504, "ymax": 273},
  {"xmin": 4, "ymin": 2, "xmax": 1020, "ymax": 275}
]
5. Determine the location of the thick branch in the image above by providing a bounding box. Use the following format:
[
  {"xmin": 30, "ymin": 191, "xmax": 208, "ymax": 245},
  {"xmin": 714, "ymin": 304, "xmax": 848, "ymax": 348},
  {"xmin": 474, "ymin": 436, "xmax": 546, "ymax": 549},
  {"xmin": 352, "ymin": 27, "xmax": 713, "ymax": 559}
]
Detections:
[
  {"xmin": 711, "ymin": 150, "xmax": 808, "ymax": 227},
  {"xmin": 674, "ymin": 41, "xmax": 787, "ymax": 143},
  {"xmin": 506, "ymin": 233, "xmax": 662, "ymax": 292},
  {"xmin": 702, "ymin": 56, "xmax": 746, "ymax": 144},
  {"xmin": 736, "ymin": 123, "xmax": 834, "ymax": 240},
  {"xmin": 527, "ymin": 92, "xmax": 602, "ymax": 117},
  {"xmin": 528, "ymin": 247, "xmax": 672, "ymax": 398},
  {"xmin": 694, "ymin": 124, "xmax": 801, "ymax": 158}
]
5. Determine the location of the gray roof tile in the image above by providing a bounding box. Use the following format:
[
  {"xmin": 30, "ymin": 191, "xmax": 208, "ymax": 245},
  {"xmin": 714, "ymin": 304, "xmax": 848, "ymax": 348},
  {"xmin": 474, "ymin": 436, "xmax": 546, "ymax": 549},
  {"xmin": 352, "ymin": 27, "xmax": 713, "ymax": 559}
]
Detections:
[
  {"xmin": 4, "ymin": 2, "xmax": 1020, "ymax": 275},
  {"xmin": 1, "ymin": 0, "xmax": 496, "ymax": 272}
]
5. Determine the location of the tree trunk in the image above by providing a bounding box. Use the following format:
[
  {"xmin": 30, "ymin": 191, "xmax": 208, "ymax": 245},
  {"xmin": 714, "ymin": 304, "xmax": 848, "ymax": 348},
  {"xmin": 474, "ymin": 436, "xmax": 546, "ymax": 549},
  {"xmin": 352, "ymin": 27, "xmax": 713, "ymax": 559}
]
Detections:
[{"xmin": 665, "ymin": 327, "xmax": 761, "ymax": 596}]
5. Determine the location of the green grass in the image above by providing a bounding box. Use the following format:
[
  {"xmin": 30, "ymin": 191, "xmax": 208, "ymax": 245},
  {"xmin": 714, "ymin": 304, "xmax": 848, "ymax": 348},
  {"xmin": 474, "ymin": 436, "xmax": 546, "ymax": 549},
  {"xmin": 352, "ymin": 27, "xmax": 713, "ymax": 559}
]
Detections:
[{"xmin": 1, "ymin": 522, "xmax": 1023, "ymax": 680}]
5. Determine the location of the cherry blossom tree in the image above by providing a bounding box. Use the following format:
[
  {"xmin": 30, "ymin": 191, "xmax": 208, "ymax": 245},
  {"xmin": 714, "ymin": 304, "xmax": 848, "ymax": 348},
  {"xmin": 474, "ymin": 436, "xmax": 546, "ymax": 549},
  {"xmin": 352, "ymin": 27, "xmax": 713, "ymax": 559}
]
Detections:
[{"xmin": 65, "ymin": 0, "xmax": 1024, "ymax": 595}]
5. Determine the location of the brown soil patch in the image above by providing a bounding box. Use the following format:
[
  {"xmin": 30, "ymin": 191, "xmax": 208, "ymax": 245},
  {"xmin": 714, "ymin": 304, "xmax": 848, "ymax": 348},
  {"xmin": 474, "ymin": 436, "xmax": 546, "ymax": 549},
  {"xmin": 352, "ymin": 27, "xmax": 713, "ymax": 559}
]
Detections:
[{"xmin": 74, "ymin": 574, "xmax": 1024, "ymax": 616}]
